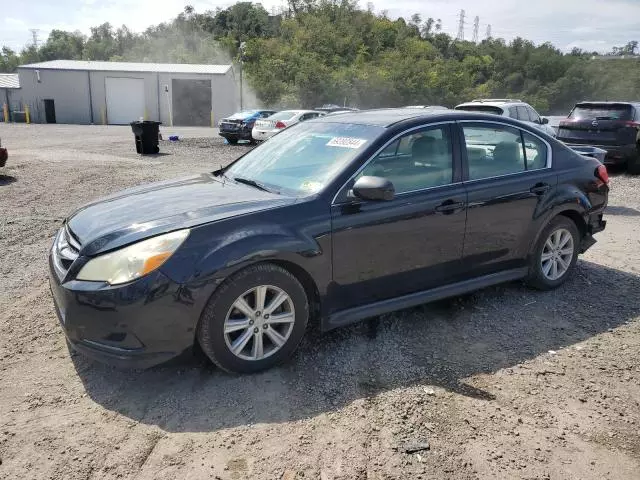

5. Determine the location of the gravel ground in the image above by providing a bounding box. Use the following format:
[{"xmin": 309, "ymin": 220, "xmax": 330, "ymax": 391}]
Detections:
[{"xmin": 1, "ymin": 123, "xmax": 639, "ymax": 480}]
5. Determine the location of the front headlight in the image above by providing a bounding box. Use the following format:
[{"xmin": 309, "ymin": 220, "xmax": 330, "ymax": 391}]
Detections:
[{"xmin": 76, "ymin": 229, "xmax": 190, "ymax": 285}]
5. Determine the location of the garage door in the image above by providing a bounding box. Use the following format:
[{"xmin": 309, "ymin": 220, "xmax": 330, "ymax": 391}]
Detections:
[{"xmin": 105, "ymin": 77, "xmax": 145, "ymax": 125}]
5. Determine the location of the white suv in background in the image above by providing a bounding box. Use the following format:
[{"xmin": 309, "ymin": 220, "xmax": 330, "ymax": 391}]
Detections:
[{"xmin": 455, "ymin": 99, "xmax": 556, "ymax": 137}]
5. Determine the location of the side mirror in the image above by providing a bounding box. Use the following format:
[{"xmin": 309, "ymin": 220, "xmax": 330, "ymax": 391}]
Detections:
[
  {"xmin": 541, "ymin": 117, "xmax": 549, "ymax": 125},
  {"xmin": 352, "ymin": 176, "xmax": 395, "ymax": 201}
]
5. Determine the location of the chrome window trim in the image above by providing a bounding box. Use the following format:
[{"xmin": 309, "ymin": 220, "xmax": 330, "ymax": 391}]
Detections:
[
  {"xmin": 331, "ymin": 121, "xmax": 457, "ymax": 205},
  {"xmin": 331, "ymin": 119, "xmax": 554, "ymax": 205}
]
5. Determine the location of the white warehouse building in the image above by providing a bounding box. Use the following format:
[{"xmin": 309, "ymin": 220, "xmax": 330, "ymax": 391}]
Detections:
[{"xmin": 16, "ymin": 60, "xmax": 238, "ymax": 126}]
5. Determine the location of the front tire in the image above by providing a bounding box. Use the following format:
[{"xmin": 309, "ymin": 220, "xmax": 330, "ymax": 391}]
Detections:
[
  {"xmin": 224, "ymin": 137, "xmax": 238, "ymax": 145},
  {"xmin": 527, "ymin": 216, "xmax": 580, "ymax": 290},
  {"xmin": 197, "ymin": 264, "xmax": 309, "ymax": 373}
]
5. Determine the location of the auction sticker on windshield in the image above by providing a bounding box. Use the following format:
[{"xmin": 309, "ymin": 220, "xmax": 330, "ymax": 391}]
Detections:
[{"xmin": 326, "ymin": 137, "xmax": 367, "ymax": 149}]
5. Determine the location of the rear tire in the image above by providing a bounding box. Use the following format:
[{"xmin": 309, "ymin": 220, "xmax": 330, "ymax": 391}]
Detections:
[
  {"xmin": 628, "ymin": 150, "xmax": 640, "ymax": 175},
  {"xmin": 197, "ymin": 264, "xmax": 309, "ymax": 373},
  {"xmin": 526, "ymin": 216, "xmax": 580, "ymax": 290}
]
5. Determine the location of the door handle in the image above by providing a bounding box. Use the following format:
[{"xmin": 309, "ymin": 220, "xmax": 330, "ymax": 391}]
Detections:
[
  {"xmin": 435, "ymin": 200, "xmax": 465, "ymax": 214},
  {"xmin": 530, "ymin": 183, "xmax": 551, "ymax": 195}
]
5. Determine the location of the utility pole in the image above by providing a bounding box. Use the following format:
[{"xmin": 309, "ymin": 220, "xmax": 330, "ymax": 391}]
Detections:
[
  {"xmin": 472, "ymin": 16, "xmax": 479, "ymax": 43},
  {"xmin": 456, "ymin": 10, "xmax": 466, "ymax": 41},
  {"xmin": 29, "ymin": 29, "xmax": 40, "ymax": 47},
  {"xmin": 239, "ymin": 41, "xmax": 246, "ymax": 110},
  {"xmin": 486, "ymin": 24, "xmax": 492, "ymax": 39}
]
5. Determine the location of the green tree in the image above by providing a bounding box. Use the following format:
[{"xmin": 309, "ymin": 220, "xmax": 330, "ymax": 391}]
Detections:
[{"xmin": 0, "ymin": 47, "xmax": 20, "ymax": 72}]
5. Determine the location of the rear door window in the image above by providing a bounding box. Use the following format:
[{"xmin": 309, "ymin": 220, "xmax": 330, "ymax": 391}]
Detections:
[
  {"xmin": 569, "ymin": 104, "xmax": 633, "ymax": 121},
  {"xmin": 462, "ymin": 124, "xmax": 526, "ymax": 180},
  {"xmin": 521, "ymin": 131, "xmax": 548, "ymax": 170}
]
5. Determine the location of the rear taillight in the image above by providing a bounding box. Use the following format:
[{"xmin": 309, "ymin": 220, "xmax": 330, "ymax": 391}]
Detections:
[
  {"xmin": 623, "ymin": 121, "xmax": 640, "ymax": 128},
  {"xmin": 595, "ymin": 165, "xmax": 610, "ymax": 186},
  {"xmin": 275, "ymin": 121, "xmax": 286, "ymax": 129}
]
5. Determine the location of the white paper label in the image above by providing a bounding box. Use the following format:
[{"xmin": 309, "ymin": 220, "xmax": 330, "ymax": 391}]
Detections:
[{"xmin": 326, "ymin": 137, "xmax": 367, "ymax": 149}]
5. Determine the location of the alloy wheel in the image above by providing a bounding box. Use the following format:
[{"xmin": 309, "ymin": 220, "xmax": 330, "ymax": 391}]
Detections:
[
  {"xmin": 540, "ymin": 228, "xmax": 574, "ymax": 281},
  {"xmin": 223, "ymin": 285, "xmax": 296, "ymax": 361}
]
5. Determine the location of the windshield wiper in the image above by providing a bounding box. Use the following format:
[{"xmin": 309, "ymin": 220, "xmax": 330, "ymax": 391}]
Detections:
[{"xmin": 233, "ymin": 176, "xmax": 278, "ymax": 194}]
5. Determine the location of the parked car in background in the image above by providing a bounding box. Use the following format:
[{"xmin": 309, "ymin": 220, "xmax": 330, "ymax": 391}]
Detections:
[
  {"xmin": 218, "ymin": 110, "xmax": 276, "ymax": 144},
  {"xmin": 455, "ymin": 99, "xmax": 556, "ymax": 137},
  {"xmin": 252, "ymin": 110, "xmax": 325, "ymax": 141},
  {"xmin": 0, "ymin": 138, "xmax": 7, "ymax": 168},
  {"xmin": 404, "ymin": 105, "xmax": 449, "ymax": 110},
  {"xmin": 49, "ymin": 109, "xmax": 608, "ymax": 373},
  {"xmin": 556, "ymin": 102, "xmax": 640, "ymax": 173},
  {"xmin": 315, "ymin": 104, "xmax": 358, "ymax": 114}
]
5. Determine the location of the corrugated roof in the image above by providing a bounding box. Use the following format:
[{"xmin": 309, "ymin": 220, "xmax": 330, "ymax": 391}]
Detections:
[
  {"xmin": 0, "ymin": 73, "xmax": 20, "ymax": 89},
  {"xmin": 19, "ymin": 60, "xmax": 232, "ymax": 75}
]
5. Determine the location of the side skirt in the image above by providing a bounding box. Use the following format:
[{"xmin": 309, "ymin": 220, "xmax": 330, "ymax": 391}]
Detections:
[{"xmin": 324, "ymin": 267, "xmax": 529, "ymax": 330}]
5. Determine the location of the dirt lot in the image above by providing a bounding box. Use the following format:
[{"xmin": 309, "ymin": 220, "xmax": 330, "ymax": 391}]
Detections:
[{"xmin": 1, "ymin": 123, "xmax": 639, "ymax": 480}]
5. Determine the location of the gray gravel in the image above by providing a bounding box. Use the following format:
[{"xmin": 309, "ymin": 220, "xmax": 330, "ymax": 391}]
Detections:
[{"xmin": 1, "ymin": 123, "xmax": 639, "ymax": 479}]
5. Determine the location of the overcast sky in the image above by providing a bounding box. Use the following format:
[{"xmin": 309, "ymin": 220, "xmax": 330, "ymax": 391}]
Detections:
[{"xmin": 2, "ymin": 0, "xmax": 639, "ymax": 54}]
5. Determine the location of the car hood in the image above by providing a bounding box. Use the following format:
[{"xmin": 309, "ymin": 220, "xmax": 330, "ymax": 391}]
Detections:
[{"xmin": 67, "ymin": 173, "xmax": 295, "ymax": 256}]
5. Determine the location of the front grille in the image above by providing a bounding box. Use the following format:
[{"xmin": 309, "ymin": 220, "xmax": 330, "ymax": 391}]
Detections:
[{"xmin": 52, "ymin": 225, "xmax": 81, "ymax": 278}]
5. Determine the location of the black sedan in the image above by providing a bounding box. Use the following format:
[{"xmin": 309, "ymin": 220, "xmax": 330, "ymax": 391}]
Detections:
[{"xmin": 49, "ymin": 109, "xmax": 609, "ymax": 373}]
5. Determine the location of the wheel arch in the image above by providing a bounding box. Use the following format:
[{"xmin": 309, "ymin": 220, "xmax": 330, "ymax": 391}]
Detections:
[
  {"xmin": 528, "ymin": 206, "xmax": 588, "ymax": 258},
  {"xmin": 192, "ymin": 257, "xmax": 323, "ymax": 348}
]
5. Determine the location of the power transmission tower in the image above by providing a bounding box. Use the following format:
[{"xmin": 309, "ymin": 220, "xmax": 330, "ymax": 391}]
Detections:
[
  {"xmin": 472, "ymin": 16, "xmax": 480, "ymax": 43},
  {"xmin": 486, "ymin": 24, "xmax": 492, "ymax": 39},
  {"xmin": 456, "ymin": 9, "xmax": 466, "ymax": 41},
  {"xmin": 30, "ymin": 29, "xmax": 40, "ymax": 47}
]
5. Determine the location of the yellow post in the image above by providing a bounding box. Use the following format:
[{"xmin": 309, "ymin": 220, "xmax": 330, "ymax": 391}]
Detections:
[
  {"xmin": 211, "ymin": 110, "xmax": 214, "ymax": 127},
  {"xmin": 25, "ymin": 104, "xmax": 30, "ymax": 124},
  {"xmin": 2, "ymin": 104, "xmax": 8, "ymax": 123}
]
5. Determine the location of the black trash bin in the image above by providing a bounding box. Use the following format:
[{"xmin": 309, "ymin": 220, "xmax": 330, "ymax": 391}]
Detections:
[{"xmin": 130, "ymin": 121, "xmax": 161, "ymax": 154}]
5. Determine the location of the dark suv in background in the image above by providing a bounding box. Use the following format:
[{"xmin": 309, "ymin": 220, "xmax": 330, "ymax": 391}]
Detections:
[
  {"xmin": 557, "ymin": 102, "xmax": 640, "ymax": 173},
  {"xmin": 218, "ymin": 110, "xmax": 276, "ymax": 144}
]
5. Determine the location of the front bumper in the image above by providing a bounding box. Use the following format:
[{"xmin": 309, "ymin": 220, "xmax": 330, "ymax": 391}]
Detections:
[{"xmin": 49, "ymin": 255, "xmax": 198, "ymax": 369}]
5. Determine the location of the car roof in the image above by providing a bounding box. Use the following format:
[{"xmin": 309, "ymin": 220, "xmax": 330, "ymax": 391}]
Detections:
[
  {"xmin": 312, "ymin": 108, "xmax": 536, "ymax": 128},
  {"xmin": 455, "ymin": 100, "xmax": 524, "ymax": 108}
]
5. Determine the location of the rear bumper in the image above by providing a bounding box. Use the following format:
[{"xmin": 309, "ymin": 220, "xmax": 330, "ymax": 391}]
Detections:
[
  {"xmin": 573, "ymin": 143, "xmax": 636, "ymax": 165},
  {"xmin": 218, "ymin": 131, "xmax": 252, "ymax": 141},
  {"xmin": 251, "ymin": 129, "xmax": 277, "ymax": 141},
  {"xmin": 581, "ymin": 212, "xmax": 606, "ymax": 253}
]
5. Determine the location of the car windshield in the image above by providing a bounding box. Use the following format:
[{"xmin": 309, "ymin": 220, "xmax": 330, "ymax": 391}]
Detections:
[
  {"xmin": 268, "ymin": 111, "xmax": 299, "ymax": 120},
  {"xmin": 455, "ymin": 105, "xmax": 504, "ymax": 115},
  {"xmin": 228, "ymin": 110, "xmax": 257, "ymax": 119},
  {"xmin": 569, "ymin": 104, "xmax": 633, "ymax": 120},
  {"xmin": 224, "ymin": 121, "xmax": 383, "ymax": 196}
]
